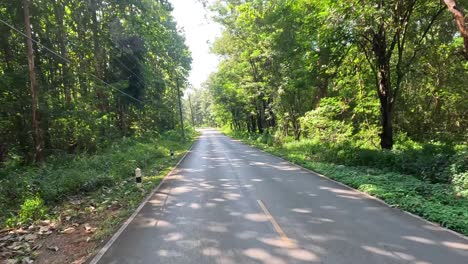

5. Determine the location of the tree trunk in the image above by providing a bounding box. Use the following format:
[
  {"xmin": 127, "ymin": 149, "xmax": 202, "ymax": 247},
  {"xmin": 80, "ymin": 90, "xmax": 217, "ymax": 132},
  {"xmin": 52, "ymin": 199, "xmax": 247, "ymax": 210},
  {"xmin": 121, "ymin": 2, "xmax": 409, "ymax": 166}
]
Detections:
[
  {"xmin": 188, "ymin": 95, "xmax": 195, "ymax": 126},
  {"xmin": 54, "ymin": 0, "xmax": 71, "ymax": 103},
  {"xmin": 373, "ymin": 27, "xmax": 394, "ymax": 149},
  {"xmin": 292, "ymin": 116, "xmax": 301, "ymax": 141},
  {"xmin": 176, "ymin": 78, "xmax": 185, "ymax": 140},
  {"xmin": 0, "ymin": 24, "xmax": 13, "ymax": 72},
  {"xmin": 23, "ymin": 0, "xmax": 44, "ymax": 163},
  {"xmin": 256, "ymin": 106, "xmax": 264, "ymax": 134},
  {"xmin": 315, "ymin": 46, "xmax": 330, "ymax": 104},
  {"xmin": 443, "ymin": 0, "xmax": 468, "ymax": 59},
  {"xmin": 90, "ymin": 0, "xmax": 107, "ymax": 111}
]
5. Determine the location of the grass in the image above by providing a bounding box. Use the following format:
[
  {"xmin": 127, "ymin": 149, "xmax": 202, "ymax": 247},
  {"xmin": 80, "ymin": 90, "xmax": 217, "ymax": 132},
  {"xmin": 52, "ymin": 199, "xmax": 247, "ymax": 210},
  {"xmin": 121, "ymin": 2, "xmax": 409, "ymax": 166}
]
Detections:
[
  {"xmin": 223, "ymin": 128, "xmax": 468, "ymax": 236},
  {"xmin": 0, "ymin": 129, "xmax": 197, "ymax": 228}
]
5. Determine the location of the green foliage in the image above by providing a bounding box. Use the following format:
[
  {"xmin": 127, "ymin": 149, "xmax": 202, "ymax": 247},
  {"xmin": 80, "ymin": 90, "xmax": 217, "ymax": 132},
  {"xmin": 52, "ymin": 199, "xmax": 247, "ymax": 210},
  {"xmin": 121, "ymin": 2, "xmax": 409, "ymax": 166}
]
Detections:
[
  {"xmin": 0, "ymin": 131, "xmax": 195, "ymax": 227},
  {"xmin": 0, "ymin": 0, "xmax": 191, "ymax": 164},
  {"xmin": 300, "ymin": 98, "xmax": 353, "ymax": 143},
  {"xmin": 226, "ymin": 131, "xmax": 468, "ymax": 235},
  {"xmin": 207, "ymin": 0, "xmax": 466, "ymax": 145},
  {"xmin": 18, "ymin": 196, "xmax": 47, "ymax": 226},
  {"xmin": 210, "ymin": 1, "xmax": 467, "ymax": 234}
]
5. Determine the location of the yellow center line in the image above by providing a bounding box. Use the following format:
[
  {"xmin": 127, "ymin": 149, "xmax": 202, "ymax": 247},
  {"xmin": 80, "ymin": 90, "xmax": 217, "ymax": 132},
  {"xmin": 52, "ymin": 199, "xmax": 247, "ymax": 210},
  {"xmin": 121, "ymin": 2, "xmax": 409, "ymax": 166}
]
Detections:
[{"xmin": 257, "ymin": 199, "xmax": 293, "ymax": 245}]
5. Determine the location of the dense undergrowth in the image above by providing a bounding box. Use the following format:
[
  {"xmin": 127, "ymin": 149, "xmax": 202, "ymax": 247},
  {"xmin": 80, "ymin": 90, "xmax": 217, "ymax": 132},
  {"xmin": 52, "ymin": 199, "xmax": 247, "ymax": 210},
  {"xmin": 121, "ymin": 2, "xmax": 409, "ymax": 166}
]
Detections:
[
  {"xmin": 0, "ymin": 129, "xmax": 196, "ymax": 228},
  {"xmin": 223, "ymin": 127, "xmax": 468, "ymax": 236}
]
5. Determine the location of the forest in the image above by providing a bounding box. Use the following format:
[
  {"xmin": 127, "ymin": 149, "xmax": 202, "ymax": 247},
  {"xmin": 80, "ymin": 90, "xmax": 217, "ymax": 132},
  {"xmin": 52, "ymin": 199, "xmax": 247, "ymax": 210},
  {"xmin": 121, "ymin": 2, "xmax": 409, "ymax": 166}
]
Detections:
[
  {"xmin": 0, "ymin": 0, "xmax": 191, "ymax": 165},
  {"xmin": 1, "ymin": 0, "xmax": 194, "ymax": 245},
  {"xmin": 0, "ymin": 0, "xmax": 467, "ymax": 262},
  {"xmin": 187, "ymin": 0, "xmax": 468, "ymax": 233}
]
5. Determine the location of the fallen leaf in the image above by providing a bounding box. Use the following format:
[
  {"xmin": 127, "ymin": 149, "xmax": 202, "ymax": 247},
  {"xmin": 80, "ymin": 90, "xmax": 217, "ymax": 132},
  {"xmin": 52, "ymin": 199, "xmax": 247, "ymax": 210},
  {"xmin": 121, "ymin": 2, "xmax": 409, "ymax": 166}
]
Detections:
[
  {"xmin": 84, "ymin": 223, "xmax": 96, "ymax": 234},
  {"xmin": 24, "ymin": 234, "xmax": 37, "ymax": 242},
  {"xmin": 21, "ymin": 257, "xmax": 33, "ymax": 264},
  {"xmin": 0, "ymin": 251, "xmax": 13, "ymax": 258},
  {"xmin": 60, "ymin": 227, "xmax": 75, "ymax": 234},
  {"xmin": 15, "ymin": 228, "xmax": 29, "ymax": 235},
  {"xmin": 39, "ymin": 220, "xmax": 50, "ymax": 226},
  {"xmin": 32, "ymin": 243, "xmax": 42, "ymax": 250},
  {"xmin": 38, "ymin": 226, "xmax": 52, "ymax": 235},
  {"xmin": 49, "ymin": 221, "xmax": 58, "ymax": 230},
  {"xmin": 0, "ymin": 234, "xmax": 13, "ymax": 241},
  {"xmin": 46, "ymin": 246, "xmax": 59, "ymax": 252},
  {"xmin": 71, "ymin": 257, "xmax": 87, "ymax": 264},
  {"xmin": 70, "ymin": 199, "xmax": 82, "ymax": 205}
]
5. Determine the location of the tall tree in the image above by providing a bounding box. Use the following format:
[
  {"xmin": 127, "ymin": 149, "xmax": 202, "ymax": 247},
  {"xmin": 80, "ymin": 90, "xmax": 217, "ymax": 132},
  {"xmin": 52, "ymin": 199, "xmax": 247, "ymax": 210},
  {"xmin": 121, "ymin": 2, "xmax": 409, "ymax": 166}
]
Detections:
[{"xmin": 23, "ymin": 0, "xmax": 44, "ymax": 163}]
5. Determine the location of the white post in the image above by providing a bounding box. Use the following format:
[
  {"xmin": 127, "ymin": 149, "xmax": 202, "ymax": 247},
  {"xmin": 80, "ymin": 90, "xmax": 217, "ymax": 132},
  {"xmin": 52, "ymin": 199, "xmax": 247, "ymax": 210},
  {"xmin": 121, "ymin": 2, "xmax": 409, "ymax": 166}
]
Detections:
[{"xmin": 135, "ymin": 168, "xmax": 142, "ymax": 188}]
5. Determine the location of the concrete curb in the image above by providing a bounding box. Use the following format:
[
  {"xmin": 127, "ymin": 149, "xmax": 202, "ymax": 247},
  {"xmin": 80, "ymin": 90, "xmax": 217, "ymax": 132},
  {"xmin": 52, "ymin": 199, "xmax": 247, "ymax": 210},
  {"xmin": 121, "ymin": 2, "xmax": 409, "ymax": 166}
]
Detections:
[
  {"xmin": 226, "ymin": 134, "xmax": 468, "ymax": 242},
  {"xmin": 88, "ymin": 139, "xmax": 198, "ymax": 264}
]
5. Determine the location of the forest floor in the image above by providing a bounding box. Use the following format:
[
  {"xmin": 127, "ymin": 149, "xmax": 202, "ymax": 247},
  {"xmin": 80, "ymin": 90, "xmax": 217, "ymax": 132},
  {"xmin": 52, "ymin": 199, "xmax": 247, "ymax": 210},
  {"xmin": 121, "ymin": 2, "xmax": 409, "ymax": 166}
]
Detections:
[
  {"xmin": 0, "ymin": 134, "xmax": 196, "ymax": 264},
  {"xmin": 223, "ymin": 130, "xmax": 468, "ymax": 237}
]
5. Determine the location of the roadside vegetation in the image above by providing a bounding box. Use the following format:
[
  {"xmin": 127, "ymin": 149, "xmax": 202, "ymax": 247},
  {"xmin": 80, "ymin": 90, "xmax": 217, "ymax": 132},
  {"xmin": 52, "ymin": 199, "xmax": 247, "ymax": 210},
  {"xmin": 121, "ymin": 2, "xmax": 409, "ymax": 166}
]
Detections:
[
  {"xmin": 1, "ymin": 0, "xmax": 195, "ymax": 261},
  {"xmin": 183, "ymin": 1, "xmax": 468, "ymax": 236},
  {"xmin": 223, "ymin": 126, "xmax": 468, "ymax": 236},
  {"xmin": 0, "ymin": 129, "xmax": 196, "ymax": 263}
]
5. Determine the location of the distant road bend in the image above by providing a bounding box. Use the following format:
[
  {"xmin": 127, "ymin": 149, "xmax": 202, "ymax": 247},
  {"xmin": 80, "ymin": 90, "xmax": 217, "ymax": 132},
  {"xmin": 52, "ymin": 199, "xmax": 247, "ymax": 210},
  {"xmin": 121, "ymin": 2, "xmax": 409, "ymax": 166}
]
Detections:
[{"xmin": 95, "ymin": 129, "xmax": 468, "ymax": 264}]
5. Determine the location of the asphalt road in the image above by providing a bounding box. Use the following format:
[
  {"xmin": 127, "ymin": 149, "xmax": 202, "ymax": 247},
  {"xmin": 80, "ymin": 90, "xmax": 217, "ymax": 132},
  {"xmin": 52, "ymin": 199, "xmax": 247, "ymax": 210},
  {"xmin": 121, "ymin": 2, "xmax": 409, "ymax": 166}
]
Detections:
[{"xmin": 95, "ymin": 129, "xmax": 468, "ymax": 264}]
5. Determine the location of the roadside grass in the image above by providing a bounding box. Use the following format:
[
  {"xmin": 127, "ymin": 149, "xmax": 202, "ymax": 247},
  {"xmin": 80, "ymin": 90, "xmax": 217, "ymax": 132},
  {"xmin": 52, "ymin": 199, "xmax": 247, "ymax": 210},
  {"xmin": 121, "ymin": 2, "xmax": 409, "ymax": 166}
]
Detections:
[
  {"xmin": 0, "ymin": 129, "xmax": 197, "ymax": 228},
  {"xmin": 223, "ymin": 129, "xmax": 468, "ymax": 236},
  {"xmin": 0, "ymin": 129, "xmax": 197, "ymax": 263}
]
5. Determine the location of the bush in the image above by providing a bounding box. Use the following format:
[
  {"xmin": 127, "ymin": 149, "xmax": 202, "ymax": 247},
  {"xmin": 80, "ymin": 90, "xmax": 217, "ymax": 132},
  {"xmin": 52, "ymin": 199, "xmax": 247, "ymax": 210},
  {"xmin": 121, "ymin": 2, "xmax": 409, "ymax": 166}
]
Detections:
[
  {"xmin": 17, "ymin": 196, "xmax": 46, "ymax": 226},
  {"xmin": 300, "ymin": 98, "xmax": 353, "ymax": 143}
]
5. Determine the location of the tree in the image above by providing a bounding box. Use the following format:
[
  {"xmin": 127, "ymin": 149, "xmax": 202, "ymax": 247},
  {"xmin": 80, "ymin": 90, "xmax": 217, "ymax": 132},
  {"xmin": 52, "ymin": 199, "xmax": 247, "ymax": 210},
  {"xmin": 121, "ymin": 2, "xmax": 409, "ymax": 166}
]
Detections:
[
  {"xmin": 349, "ymin": 0, "xmax": 445, "ymax": 149},
  {"xmin": 23, "ymin": 0, "xmax": 44, "ymax": 163},
  {"xmin": 207, "ymin": 0, "xmax": 467, "ymax": 149},
  {"xmin": 442, "ymin": 0, "xmax": 468, "ymax": 59},
  {"xmin": 0, "ymin": 0, "xmax": 191, "ymax": 164}
]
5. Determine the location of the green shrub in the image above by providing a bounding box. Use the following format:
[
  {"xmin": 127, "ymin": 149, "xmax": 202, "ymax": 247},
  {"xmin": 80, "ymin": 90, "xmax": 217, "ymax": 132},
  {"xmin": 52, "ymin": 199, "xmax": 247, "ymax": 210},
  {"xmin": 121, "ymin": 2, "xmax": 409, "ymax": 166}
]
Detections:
[{"xmin": 17, "ymin": 196, "xmax": 46, "ymax": 226}]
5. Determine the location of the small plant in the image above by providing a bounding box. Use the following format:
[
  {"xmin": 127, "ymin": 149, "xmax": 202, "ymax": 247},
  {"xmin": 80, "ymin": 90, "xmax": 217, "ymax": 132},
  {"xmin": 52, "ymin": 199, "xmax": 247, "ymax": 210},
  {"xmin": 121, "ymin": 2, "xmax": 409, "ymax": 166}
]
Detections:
[{"xmin": 18, "ymin": 196, "xmax": 46, "ymax": 226}]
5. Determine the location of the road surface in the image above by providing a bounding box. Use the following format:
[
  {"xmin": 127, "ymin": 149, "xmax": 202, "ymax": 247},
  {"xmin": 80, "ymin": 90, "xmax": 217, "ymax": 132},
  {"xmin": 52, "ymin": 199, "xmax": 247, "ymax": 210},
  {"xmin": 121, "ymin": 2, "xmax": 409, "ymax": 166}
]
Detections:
[{"xmin": 95, "ymin": 129, "xmax": 468, "ymax": 264}]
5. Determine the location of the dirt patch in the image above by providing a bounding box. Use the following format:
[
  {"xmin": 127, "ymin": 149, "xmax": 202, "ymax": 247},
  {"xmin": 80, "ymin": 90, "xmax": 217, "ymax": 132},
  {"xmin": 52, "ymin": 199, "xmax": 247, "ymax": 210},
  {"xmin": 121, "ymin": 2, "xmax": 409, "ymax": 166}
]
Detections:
[
  {"xmin": 0, "ymin": 194, "xmax": 128, "ymax": 264},
  {"xmin": 33, "ymin": 223, "xmax": 98, "ymax": 264}
]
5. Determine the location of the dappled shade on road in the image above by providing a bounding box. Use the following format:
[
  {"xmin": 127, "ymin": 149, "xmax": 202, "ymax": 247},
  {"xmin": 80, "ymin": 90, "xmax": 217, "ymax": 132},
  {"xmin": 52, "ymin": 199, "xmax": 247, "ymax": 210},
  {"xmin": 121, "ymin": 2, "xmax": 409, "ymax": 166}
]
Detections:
[{"xmin": 96, "ymin": 129, "xmax": 468, "ymax": 264}]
